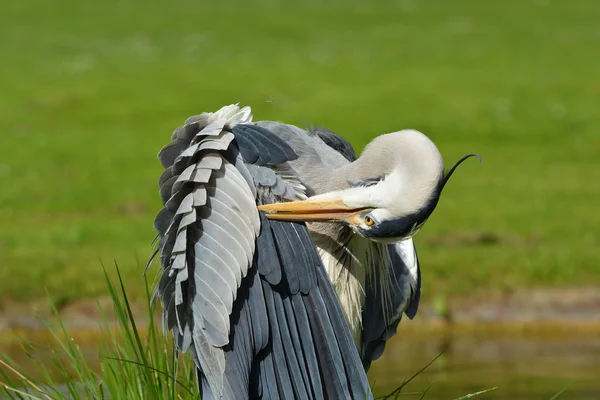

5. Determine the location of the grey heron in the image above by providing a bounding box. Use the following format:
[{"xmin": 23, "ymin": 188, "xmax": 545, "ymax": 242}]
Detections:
[{"xmin": 150, "ymin": 104, "xmax": 478, "ymax": 399}]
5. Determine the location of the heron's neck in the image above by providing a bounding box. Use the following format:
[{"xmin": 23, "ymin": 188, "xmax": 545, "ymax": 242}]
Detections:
[
  {"xmin": 327, "ymin": 160, "xmax": 365, "ymax": 189},
  {"xmin": 311, "ymin": 230, "xmax": 368, "ymax": 349}
]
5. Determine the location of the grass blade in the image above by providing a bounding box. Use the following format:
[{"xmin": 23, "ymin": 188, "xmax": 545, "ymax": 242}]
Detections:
[
  {"xmin": 377, "ymin": 352, "xmax": 443, "ymax": 400},
  {"xmin": 0, "ymin": 359, "xmax": 52, "ymax": 400},
  {"xmin": 453, "ymin": 387, "xmax": 498, "ymax": 399},
  {"xmin": 548, "ymin": 383, "xmax": 573, "ymax": 400},
  {"xmin": 418, "ymin": 383, "xmax": 434, "ymax": 400}
]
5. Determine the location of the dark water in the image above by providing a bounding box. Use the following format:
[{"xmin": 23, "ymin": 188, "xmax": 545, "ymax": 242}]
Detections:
[
  {"xmin": 2, "ymin": 328, "xmax": 600, "ymax": 399},
  {"xmin": 369, "ymin": 329, "xmax": 600, "ymax": 399}
]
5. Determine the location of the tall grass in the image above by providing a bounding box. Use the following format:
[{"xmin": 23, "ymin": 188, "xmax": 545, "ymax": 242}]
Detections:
[{"xmin": 1, "ymin": 266, "xmax": 196, "ymax": 400}]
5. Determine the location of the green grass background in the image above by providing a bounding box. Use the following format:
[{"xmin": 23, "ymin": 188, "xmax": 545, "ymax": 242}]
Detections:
[{"xmin": 1, "ymin": 0, "xmax": 599, "ymax": 305}]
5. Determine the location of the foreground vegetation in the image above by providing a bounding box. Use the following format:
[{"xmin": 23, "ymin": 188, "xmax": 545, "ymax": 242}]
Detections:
[
  {"xmin": 1, "ymin": 269, "xmax": 196, "ymax": 399},
  {"xmin": 1, "ymin": 268, "xmax": 503, "ymax": 399},
  {"xmin": 1, "ymin": 0, "xmax": 599, "ymax": 306}
]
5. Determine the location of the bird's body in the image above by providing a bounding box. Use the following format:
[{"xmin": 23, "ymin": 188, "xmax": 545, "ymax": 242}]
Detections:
[
  {"xmin": 150, "ymin": 104, "xmax": 477, "ymax": 399},
  {"xmin": 255, "ymin": 122, "xmax": 422, "ymax": 360}
]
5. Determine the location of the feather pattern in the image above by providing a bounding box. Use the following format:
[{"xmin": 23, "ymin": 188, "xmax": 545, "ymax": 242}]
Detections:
[{"xmin": 151, "ymin": 104, "xmax": 373, "ymax": 399}]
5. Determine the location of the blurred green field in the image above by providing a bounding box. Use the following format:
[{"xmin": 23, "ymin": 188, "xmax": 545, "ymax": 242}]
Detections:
[{"xmin": 1, "ymin": 0, "xmax": 598, "ymax": 305}]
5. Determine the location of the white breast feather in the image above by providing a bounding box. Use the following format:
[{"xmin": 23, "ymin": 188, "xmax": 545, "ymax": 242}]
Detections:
[{"xmin": 316, "ymin": 236, "xmax": 368, "ymax": 349}]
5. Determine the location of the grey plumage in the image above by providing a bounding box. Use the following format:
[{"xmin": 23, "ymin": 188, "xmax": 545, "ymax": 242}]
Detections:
[
  {"xmin": 151, "ymin": 106, "xmax": 374, "ymax": 399},
  {"xmin": 149, "ymin": 102, "xmax": 467, "ymax": 399},
  {"xmin": 255, "ymin": 213, "xmax": 283, "ymax": 286},
  {"xmin": 256, "ymin": 120, "xmax": 422, "ymax": 368},
  {"xmin": 309, "ymin": 126, "xmax": 358, "ymax": 163}
]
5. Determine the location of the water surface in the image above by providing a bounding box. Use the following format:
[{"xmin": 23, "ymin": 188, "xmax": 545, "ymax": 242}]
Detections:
[
  {"xmin": 370, "ymin": 328, "xmax": 600, "ymax": 399},
  {"xmin": 2, "ymin": 327, "xmax": 599, "ymax": 399}
]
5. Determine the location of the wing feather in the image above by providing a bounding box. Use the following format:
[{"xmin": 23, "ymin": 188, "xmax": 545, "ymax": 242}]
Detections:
[
  {"xmin": 193, "ymin": 281, "xmax": 230, "ymax": 346},
  {"xmin": 280, "ymin": 294, "xmax": 313, "ymax": 398},
  {"xmin": 231, "ymin": 152, "xmax": 258, "ymax": 198},
  {"xmin": 271, "ymin": 286, "xmax": 309, "ymax": 398},
  {"xmin": 361, "ymin": 239, "xmax": 421, "ymax": 370},
  {"xmin": 247, "ymin": 163, "xmax": 278, "ymax": 186},
  {"xmin": 230, "ymin": 132, "xmax": 260, "ymax": 164},
  {"xmin": 195, "ymin": 233, "xmax": 244, "ymax": 287},
  {"xmin": 238, "ymin": 129, "xmax": 272, "ymax": 165},
  {"xmin": 269, "ymin": 221, "xmax": 301, "ymax": 294},
  {"xmin": 288, "ymin": 295, "xmax": 324, "ymax": 399},
  {"xmin": 201, "ymin": 218, "xmax": 250, "ymax": 270},
  {"xmin": 199, "ymin": 199, "xmax": 254, "ymax": 255},
  {"xmin": 246, "ymin": 262, "xmax": 269, "ymax": 353},
  {"xmin": 212, "ymin": 169, "xmax": 258, "ymax": 215},
  {"xmin": 289, "ymin": 223, "xmax": 316, "ymax": 294},
  {"xmin": 242, "ymin": 124, "xmax": 299, "ymax": 161},
  {"xmin": 261, "ymin": 280, "xmax": 295, "ymax": 394},
  {"xmin": 151, "ymin": 106, "xmax": 373, "ymax": 399},
  {"xmin": 193, "ymin": 241, "xmax": 236, "ymax": 284},
  {"xmin": 223, "ymin": 161, "xmax": 257, "ymax": 200},
  {"xmin": 303, "ymin": 286, "xmax": 351, "ymax": 399},
  {"xmin": 195, "ymin": 258, "xmax": 234, "ymax": 313},
  {"xmin": 255, "ymin": 213, "xmax": 283, "ymax": 285},
  {"xmin": 158, "ymin": 138, "xmax": 189, "ymax": 168},
  {"xmin": 244, "ymin": 127, "xmax": 286, "ymax": 165}
]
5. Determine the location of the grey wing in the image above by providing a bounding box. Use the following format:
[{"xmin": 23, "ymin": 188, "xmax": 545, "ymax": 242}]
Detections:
[
  {"xmin": 151, "ymin": 109, "xmax": 373, "ymax": 399},
  {"xmin": 308, "ymin": 126, "xmax": 358, "ymax": 162},
  {"xmin": 361, "ymin": 239, "xmax": 421, "ymax": 371},
  {"xmin": 205, "ymin": 216, "xmax": 373, "ymax": 400},
  {"xmin": 153, "ymin": 110, "xmax": 260, "ymax": 394}
]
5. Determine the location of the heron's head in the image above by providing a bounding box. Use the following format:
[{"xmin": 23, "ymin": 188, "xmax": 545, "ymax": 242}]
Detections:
[{"xmin": 258, "ymin": 129, "xmax": 479, "ymax": 243}]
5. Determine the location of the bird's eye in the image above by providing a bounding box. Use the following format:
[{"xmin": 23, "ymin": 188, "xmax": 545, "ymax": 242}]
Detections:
[{"xmin": 365, "ymin": 216, "xmax": 375, "ymax": 226}]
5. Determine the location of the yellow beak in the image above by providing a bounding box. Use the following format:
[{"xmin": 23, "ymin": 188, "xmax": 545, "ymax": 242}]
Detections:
[{"xmin": 257, "ymin": 199, "xmax": 366, "ymax": 223}]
